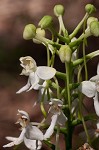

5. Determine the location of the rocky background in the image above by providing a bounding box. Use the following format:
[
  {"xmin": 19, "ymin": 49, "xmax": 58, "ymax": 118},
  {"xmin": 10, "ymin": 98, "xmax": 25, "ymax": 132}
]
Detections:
[{"xmin": 0, "ymin": 0, "xmax": 99, "ymax": 149}]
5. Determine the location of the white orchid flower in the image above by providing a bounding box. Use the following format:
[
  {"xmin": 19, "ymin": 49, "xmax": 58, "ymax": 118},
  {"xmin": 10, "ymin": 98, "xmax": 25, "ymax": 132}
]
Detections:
[
  {"xmin": 79, "ymin": 63, "xmax": 99, "ymax": 116},
  {"xmin": 44, "ymin": 98, "xmax": 67, "ymax": 140},
  {"xmin": 3, "ymin": 109, "xmax": 60, "ymax": 149},
  {"xmin": 3, "ymin": 110, "xmax": 44, "ymax": 150},
  {"xmin": 16, "ymin": 56, "xmax": 56, "ymax": 93},
  {"xmin": 49, "ymin": 98, "xmax": 67, "ymax": 126}
]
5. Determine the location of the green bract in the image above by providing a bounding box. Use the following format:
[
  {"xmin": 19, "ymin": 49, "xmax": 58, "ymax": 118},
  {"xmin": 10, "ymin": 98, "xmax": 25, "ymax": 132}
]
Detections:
[
  {"xmin": 23, "ymin": 24, "xmax": 36, "ymax": 40},
  {"xmin": 38, "ymin": 15, "xmax": 53, "ymax": 29},
  {"xmin": 85, "ymin": 4, "xmax": 96, "ymax": 14},
  {"xmin": 54, "ymin": 4, "xmax": 65, "ymax": 17}
]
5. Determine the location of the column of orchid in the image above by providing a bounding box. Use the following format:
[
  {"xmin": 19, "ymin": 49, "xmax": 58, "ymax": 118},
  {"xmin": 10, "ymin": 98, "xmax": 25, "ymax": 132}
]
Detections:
[{"xmin": 3, "ymin": 4, "xmax": 99, "ymax": 150}]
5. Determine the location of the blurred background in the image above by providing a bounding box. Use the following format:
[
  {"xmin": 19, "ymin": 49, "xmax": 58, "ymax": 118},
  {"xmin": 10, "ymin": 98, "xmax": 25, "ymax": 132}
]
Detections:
[{"xmin": 0, "ymin": 0, "xmax": 99, "ymax": 149}]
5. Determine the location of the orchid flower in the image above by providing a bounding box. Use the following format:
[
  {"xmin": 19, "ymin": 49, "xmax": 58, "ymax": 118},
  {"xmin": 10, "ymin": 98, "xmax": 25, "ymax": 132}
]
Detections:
[
  {"xmin": 3, "ymin": 110, "xmax": 44, "ymax": 150},
  {"xmin": 44, "ymin": 98, "xmax": 67, "ymax": 139},
  {"xmin": 16, "ymin": 56, "xmax": 56, "ymax": 93},
  {"xmin": 79, "ymin": 63, "xmax": 99, "ymax": 116},
  {"xmin": 3, "ymin": 109, "xmax": 58, "ymax": 149},
  {"xmin": 49, "ymin": 98, "xmax": 67, "ymax": 125}
]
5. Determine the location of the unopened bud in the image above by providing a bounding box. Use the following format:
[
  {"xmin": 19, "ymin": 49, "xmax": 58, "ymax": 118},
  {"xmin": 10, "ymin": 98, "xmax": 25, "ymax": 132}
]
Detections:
[
  {"xmin": 87, "ymin": 17, "xmax": 98, "ymax": 27},
  {"xmin": 36, "ymin": 28, "xmax": 45, "ymax": 36},
  {"xmin": 90, "ymin": 21, "xmax": 99, "ymax": 37},
  {"xmin": 38, "ymin": 15, "xmax": 53, "ymax": 29},
  {"xmin": 59, "ymin": 45, "xmax": 72, "ymax": 63},
  {"xmin": 54, "ymin": 4, "xmax": 65, "ymax": 17},
  {"xmin": 33, "ymin": 28, "xmax": 45, "ymax": 44},
  {"xmin": 23, "ymin": 24, "xmax": 36, "ymax": 40},
  {"xmin": 85, "ymin": 4, "xmax": 96, "ymax": 14}
]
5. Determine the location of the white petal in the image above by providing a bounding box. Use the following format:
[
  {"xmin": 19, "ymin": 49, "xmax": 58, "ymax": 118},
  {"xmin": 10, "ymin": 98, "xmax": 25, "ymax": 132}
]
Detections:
[
  {"xmin": 79, "ymin": 81, "xmax": 96, "ymax": 97},
  {"xmin": 93, "ymin": 92, "xmax": 99, "ymax": 116},
  {"xmin": 20, "ymin": 56, "xmax": 37, "ymax": 72},
  {"xmin": 97, "ymin": 63, "xmax": 99, "ymax": 75},
  {"xmin": 50, "ymin": 98, "xmax": 63, "ymax": 106},
  {"xmin": 36, "ymin": 66, "xmax": 56, "ymax": 80},
  {"xmin": 29, "ymin": 72, "xmax": 39, "ymax": 85},
  {"xmin": 27, "ymin": 73, "xmax": 40, "ymax": 91},
  {"xmin": 96, "ymin": 120, "xmax": 99, "ymax": 129},
  {"xmin": 17, "ymin": 110, "xmax": 30, "ymax": 121},
  {"xmin": 3, "ymin": 141, "xmax": 15, "ymax": 147},
  {"xmin": 57, "ymin": 111, "xmax": 67, "ymax": 126},
  {"xmin": 44, "ymin": 114, "xmax": 58, "ymax": 140},
  {"xmin": 6, "ymin": 136, "xmax": 17, "ymax": 141},
  {"xmin": 25, "ymin": 125, "xmax": 44, "ymax": 141},
  {"xmin": 24, "ymin": 136, "xmax": 42, "ymax": 150},
  {"xmin": 72, "ymin": 50, "xmax": 77, "ymax": 61},
  {"xmin": 14, "ymin": 128, "xmax": 26, "ymax": 145},
  {"xmin": 90, "ymin": 75, "xmax": 99, "ymax": 82},
  {"xmin": 16, "ymin": 79, "xmax": 30, "ymax": 94},
  {"xmin": 3, "ymin": 129, "xmax": 25, "ymax": 147},
  {"xmin": 97, "ymin": 83, "xmax": 99, "ymax": 92},
  {"xmin": 48, "ymin": 44, "xmax": 54, "ymax": 54}
]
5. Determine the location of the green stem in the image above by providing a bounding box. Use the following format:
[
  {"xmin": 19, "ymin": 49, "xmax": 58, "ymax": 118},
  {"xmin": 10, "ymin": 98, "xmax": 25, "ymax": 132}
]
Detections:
[
  {"xmin": 65, "ymin": 62, "xmax": 71, "ymax": 109},
  {"xmin": 56, "ymin": 71, "xmax": 66, "ymax": 80},
  {"xmin": 40, "ymin": 87, "xmax": 48, "ymax": 118},
  {"xmin": 50, "ymin": 50, "xmax": 55, "ymax": 67},
  {"xmin": 77, "ymin": 65, "xmax": 83, "ymax": 82},
  {"xmin": 55, "ymin": 125, "xmax": 60, "ymax": 150},
  {"xmin": 65, "ymin": 62, "xmax": 73, "ymax": 150},
  {"xmin": 65, "ymin": 110, "xmax": 73, "ymax": 150},
  {"xmin": 47, "ymin": 46, "xmax": 50, "ymax": 66},
  {"xmin": 54, "ymin": 77, "xmax": 60, "ymax": 99},
  {"xmin": 58, "ymin": 15, "xmax": 68, "ymax": 37},
  {"xmin": 69, "ymin": 13, "xmax": 89, "ymax": 39},
  {"xmin": 73, "ymin": 49, "xmax": 99, "ymax": 67},
  {"xmin": 35, "ymin": 34, "xmax": 61, "ymax": 48},
  {"xmin": 79, "ymin": 93, "xmax": 91, "ymax": 145},
  {"xmin": 82, "ymin": 19, "xmax": 88, "ymax": 80},
  {"xmin": 83, "ymin": 39, "xmax": 88, "ymax": 80}
]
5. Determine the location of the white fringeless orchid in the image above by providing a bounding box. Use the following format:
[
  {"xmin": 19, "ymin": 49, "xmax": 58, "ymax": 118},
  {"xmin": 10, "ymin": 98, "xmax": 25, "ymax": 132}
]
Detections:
[
  {"xmin": 79, "ymin": 63, "xmax": 99, "ymax": 116},
  {"xmin": 16, "ymin": 56, "xmax": 56, "ymax": 93},
  {"xmin": 3, "ymin": 110, "xmax": 58, "ymax": 149},
  {"xmin": 3, "ymin": 110, "xmax": 44, "ymax": 150},
  {"xmin": 49, "ymin": 98, "xmax": 67, "ymax": 125},
  {"xmin": 44, "ymin": 98, "xmax": 67, "ymax": 139}
]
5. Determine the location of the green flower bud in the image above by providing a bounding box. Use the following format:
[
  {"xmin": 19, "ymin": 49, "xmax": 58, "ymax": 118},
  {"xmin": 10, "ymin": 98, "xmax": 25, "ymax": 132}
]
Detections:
[
  {"xmin": 54, "ymin": 4, "xmax": 65, "ymax": 17},
  {"xmin": 59, "ymin": 45, "xmax": 72, "ymax": 63},
  {"xmin": 87, "ymin": 17, "xmax": 98, "ymax": 27},
  {"xmin": 85, "ymin": 4, "xmax": 96, "ymax": 14},
  {"xmin": 38, "ymin": 15, "xmax": 53, "ymax": 29},
  {"xmin": 36, "ymin": 28, "xmax": 45, "ymax": 36},
  {"xmin": 23, "ymin": 24, "xmax": 36, "ymax": 40},
  {"xmin": 90, "ymin": 21, "xmax": 99, "ymax": 37},
  {"xmin": 33, "ymin": 28, "xmax": 45, "ymax": 44}
]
